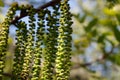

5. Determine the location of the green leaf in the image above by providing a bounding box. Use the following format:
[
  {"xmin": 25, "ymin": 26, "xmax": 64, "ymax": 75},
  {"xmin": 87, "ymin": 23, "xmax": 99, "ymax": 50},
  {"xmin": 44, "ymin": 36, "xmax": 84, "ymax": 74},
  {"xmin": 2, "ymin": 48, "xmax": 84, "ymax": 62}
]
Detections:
[
  {"xmin": 99, "ymin": 19, "xmax": 113, "ymax": 26},
  {"xmin": 73, "ymin": 13, "xmax": 86, "ymax": 23},
  {"xmin": 116, "ymin": 14, "xmax": 120, "ymax": 24},
  {"xmin": 0, "ymin": 0, "xmax": 4, "ymax": 7},
  {"xmin": 113, "ymin": 26, "xmax": 120, "ymax": 42},
  {"xmin": 91, "ymin": 29, "xmax": 98, "ymax": 37},
  {"xmin": 79, "ymin": 14, "xmax": 86, "ymax": 23},
  {"xmin": 108, "ymin": 54, "xmax": 120, "ymax": 65},
  {"xmin": 85, "ymin": 18, "xmax": 98, "ymax": 32},
  {"xmin": 97, "ymin": 32, "xmax": 113, "ymax": 44},
  {"xmin": 97, "ymin": 35, "xmax": 106, "ymax": 43}
]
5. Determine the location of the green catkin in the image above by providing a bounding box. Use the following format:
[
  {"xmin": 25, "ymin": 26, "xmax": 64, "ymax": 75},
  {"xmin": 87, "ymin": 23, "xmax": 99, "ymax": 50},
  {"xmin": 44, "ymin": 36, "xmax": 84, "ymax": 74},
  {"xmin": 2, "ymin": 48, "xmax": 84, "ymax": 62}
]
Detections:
[
  {"xmin": 31, "ymin": 9, "xmax": 45, "ymax": 80},
  {"xmin": 21, "ymin": 5, "xmax": 36, "ymax": 80},
  {"xmin": 40, "ymin": 5, "xmax": 59, "ymax": 79},
  {"xmin": 40, "ymin": 9, "xmax": 53, "ymax": 80},
  {"xmin": 52, "ymin": 5, "xmax": 60, "ymax": 80},
  {"xmin": 40, "ymin": 9, "xmax": 51, "ymax": 80},
  {"xmin": 0, "ymin": 3, "xmax": 18, "ymax": 79},
  {"xmin": 12, "ymin": 21, "xmax": 27, "ymax": 79},
  {"xmin": 55, "ymin": 0, "xmax": 73, "ymax": 80},
  {"xmin": 51, "ymin": 3, "xmax": 60, "ymax": 73}
]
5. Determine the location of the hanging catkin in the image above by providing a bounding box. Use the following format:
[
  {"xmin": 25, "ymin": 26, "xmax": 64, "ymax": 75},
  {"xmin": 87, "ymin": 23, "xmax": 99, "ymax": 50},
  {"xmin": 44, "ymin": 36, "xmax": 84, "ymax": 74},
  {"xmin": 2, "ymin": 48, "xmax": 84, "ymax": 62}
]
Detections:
[
  {"xmin": 31, "ymin": 9, "xmax": 46, "ymax": 80},
  {"xmin": 0, "ymin": 2, "xmax": 18, "ymax": 79},
  {"xmin": 40, "ymin": 9, "xmax": 53, "ymax": 80},
  {"xmin": 21, "ymin": 5, "xmax": 36, "ymax": 80},
  {"xmin": 40, "ymin": 4, "xmax": 60, "ymax": 79},
  {"xmin": 12, "ymin": 20, "xmax": 27, "ymax": 79},
  {"xmin": 55, "ymin": 0, "xmax": 73, "ymax": 80}
]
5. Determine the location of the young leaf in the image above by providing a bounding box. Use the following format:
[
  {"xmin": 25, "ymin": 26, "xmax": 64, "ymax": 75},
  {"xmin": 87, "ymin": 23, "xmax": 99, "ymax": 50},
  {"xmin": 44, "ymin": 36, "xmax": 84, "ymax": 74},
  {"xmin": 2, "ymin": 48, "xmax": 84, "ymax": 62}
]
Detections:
[
  {"xmin": 113, "ymin": 26, "xmax": 120, "ymax": 42},
  {"xmin": 97, "ymin": 35, "xmax": 106, "ymax": 43},
  {"xmin": 85, "ymin": 18, "xmax": 98, "ymax": 32},
  {"xmin": 108, "ymin": 54, "xmax": 120, "ymax": 65},
  {"xmin": 116, "ymin": 14, "xmax": 120, "ymax": 24},
  {"xmin": 73, "ymin": 14, "xmax": 86, "ymax": 23},
  {"xmin": 0, "ymin": 0, "xmax": 4, "ymax": 7},
  {"xmin": 79, "ymin": 14, "xmax": 86, "ymax": 23}
]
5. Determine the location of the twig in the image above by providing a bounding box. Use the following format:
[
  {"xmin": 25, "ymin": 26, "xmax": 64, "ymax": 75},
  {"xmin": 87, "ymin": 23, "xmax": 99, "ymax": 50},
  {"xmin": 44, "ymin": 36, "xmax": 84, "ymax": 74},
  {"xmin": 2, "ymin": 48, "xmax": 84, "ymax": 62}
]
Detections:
[{"xmin": 11, "ymin": 0, "xmax": 61, "ymax": 24}]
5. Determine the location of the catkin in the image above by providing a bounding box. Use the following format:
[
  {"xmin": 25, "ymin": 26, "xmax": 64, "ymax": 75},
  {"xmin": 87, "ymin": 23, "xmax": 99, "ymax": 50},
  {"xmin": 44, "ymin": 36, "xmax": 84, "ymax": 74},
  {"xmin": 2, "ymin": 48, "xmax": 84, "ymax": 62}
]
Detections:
[
  {"xmin": 55, "ymin": 0, "xmax": 73, "ymax": 80},
  {"xmin": 31, "ymin": 9, "xmax": 46, "ymax": 80},
  {"xmin": 0, "ymin": 2, "xmax": 18, "ymax": 79},
  {"xmin": 21, "ymin": 5, "xmax": 36, "ymax": 80},
  {"xmin": 12, "ymin": 21, "xmax": 27, "ymax": 79}
]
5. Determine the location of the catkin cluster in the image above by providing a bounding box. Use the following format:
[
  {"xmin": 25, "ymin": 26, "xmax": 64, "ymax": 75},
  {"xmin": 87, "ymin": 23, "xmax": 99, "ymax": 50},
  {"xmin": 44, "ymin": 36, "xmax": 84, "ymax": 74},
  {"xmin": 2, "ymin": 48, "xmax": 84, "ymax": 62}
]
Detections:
[
  {"xmin": 0, "ymin": 0, "xmax": 73, "ymax": 80},
  {"xmin": 0, "ymin": 3, "xmax": 18, "ymax": 79}
]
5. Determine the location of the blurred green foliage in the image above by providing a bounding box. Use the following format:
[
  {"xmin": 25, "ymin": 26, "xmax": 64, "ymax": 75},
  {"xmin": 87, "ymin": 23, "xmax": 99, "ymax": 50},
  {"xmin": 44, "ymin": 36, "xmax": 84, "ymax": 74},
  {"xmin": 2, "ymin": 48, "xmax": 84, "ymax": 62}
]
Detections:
[
  {"xmin": 72, "ymin": 0, "xmax": 120, "ymax": 80},
  {"xmin": 0, "ymin": 0, "xmax": 4, "ymax": 7}
]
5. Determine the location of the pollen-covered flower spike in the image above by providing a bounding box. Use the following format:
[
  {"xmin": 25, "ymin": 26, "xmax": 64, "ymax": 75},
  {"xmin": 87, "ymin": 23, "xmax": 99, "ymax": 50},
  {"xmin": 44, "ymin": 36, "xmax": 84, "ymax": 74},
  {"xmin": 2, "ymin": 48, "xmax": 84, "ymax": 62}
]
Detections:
[
  {"xmin": 31, "ymin": 9, "xmax": 46, "ymax": 80},
  {"xmin": 55, "ymin": 0, "xmax": 73, "ymax": 80},
  {"xmin": 21, "ymin": 5, "xmax": 36, "ymax": 80},
  {"xmin": 12, "ymin": 20, "xmax": 27, "ymax": 79},
  {"xmin": 0, "ymin": 2, "xmax": 18, "ymax": 79},
  {"xmin": 40, "ymin": 5, "xmax": 60, "ymax": 79}
]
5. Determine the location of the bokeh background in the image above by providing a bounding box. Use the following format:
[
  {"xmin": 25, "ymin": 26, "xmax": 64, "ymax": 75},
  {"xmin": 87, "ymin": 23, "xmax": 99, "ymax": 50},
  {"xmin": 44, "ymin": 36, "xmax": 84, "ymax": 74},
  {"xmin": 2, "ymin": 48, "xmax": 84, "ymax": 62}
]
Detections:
[{"xmin": 1, "ymin": 0, "xmax": 120, "ymax": 80}]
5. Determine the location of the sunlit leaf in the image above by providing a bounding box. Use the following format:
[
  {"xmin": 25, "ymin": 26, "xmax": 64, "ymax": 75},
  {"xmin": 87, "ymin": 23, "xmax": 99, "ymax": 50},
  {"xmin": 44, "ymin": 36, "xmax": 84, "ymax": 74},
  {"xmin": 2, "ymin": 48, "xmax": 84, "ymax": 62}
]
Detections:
[
  {"xmin": 99, "ymin": 19, "xmax": 113, "ymax": 26},
  {"xmin": 113, "ymin": 4, "xmax": 120, "ymax": 13},
  {"xmin": 103, "ymin": 8, "xmax": 116, "ymax": 16},
  {"xmin": 0, "ymin": 0, "xmax": 4, "ymax": 7}
]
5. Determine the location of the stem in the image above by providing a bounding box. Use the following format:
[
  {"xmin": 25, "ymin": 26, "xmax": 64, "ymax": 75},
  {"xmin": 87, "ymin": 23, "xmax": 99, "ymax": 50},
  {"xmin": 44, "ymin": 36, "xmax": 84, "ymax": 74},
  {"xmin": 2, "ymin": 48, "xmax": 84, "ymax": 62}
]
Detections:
[{"xmin": 11, "ymin": 0, "xmax": 61, "ymax": 24}]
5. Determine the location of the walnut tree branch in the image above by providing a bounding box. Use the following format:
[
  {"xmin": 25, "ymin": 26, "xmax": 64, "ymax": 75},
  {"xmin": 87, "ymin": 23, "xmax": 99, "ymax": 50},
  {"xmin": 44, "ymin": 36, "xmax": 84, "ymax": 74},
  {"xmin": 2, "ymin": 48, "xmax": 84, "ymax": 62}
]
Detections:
[{"xmin": 11, "ymin": 0, "xmax": 61, "ymax": 24}]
